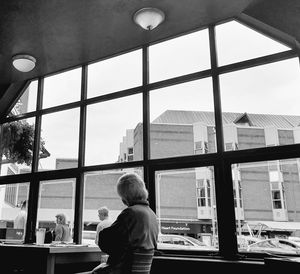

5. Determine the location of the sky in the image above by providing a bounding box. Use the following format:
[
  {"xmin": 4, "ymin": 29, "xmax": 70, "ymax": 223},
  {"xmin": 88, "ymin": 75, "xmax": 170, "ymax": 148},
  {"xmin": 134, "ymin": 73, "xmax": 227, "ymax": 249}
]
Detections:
[{"xmin": 13, "ymin": 20, "xmax": 300, "ymax": 170}]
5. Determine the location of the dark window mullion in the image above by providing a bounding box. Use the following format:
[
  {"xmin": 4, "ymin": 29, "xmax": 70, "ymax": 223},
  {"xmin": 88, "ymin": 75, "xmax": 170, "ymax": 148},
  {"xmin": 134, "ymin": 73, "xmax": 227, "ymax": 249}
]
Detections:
[
  {"xmin": 32, "ymin": 77, "xmax": 44, "ymax": 172},
  {"xmin": 25, "ymin": 77, "xmax": 44, "ymax": 243},
  {"xmin": 74, "ymin": 65, "xmax": 88, "ymax": 243},
  {"xmin": 209, "ymin": 25, "xmax": 238, "ymax": 259},
  {"xmin": 142, "ymin": 46, "xmax": 155, "ymax": 211},
  {"xmin": 209, "ymin": 26, "xmax": 224, "ymax": 153}
]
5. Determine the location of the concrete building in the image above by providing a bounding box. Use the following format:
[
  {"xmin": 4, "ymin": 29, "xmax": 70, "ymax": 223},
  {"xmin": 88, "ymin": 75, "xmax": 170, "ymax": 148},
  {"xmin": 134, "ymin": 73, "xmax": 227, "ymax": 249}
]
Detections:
[{"xmin": 120, "ymin": 110, "xmax": 300, "ymax": 238}]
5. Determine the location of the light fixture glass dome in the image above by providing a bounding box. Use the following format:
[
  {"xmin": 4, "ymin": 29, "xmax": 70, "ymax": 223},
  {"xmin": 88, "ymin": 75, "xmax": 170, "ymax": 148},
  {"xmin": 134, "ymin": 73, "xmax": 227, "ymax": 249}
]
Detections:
[
  {"xmin": 133, "ymin": 7, "xmax": 165, "ymax": 30},
  {"xmin": 12, "ymin": 54, "xmax": 36, "ymax": 72}
]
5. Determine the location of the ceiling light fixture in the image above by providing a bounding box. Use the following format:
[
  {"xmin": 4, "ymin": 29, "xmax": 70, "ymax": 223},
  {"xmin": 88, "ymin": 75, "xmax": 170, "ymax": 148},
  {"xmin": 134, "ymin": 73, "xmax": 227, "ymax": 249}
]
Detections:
[
  {"xmin": 12, "ymin": 54, "xmax": 36, "ymax": 72},
  {"xmin": 133, "ymin": 7, "xmax": 165, "ymax": 31}
]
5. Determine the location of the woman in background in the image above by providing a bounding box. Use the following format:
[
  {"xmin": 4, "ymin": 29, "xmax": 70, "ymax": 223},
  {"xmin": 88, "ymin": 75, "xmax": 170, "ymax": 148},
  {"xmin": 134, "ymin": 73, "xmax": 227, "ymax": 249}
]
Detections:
[{"xmin": 54, "ymin": 213, "xmax": 71, "ymax": 242}]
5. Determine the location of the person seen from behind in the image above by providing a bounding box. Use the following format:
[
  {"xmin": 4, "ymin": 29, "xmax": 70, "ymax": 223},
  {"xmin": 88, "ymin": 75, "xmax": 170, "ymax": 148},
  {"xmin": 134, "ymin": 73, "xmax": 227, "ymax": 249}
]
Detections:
[
  {"xmin": 14, "ymin": 200, "xmax": 27, "ymax": 230},
  {"xmin": 92, "ymin": 172, "xmax": 159, "ymax": 274},
  {"xmin": 54, "ymin": 213, "xmax": 71, "ymax": 242},
  {"xmin": 95, "ymin": 206, "xmax": 112, "ymax": 245}
]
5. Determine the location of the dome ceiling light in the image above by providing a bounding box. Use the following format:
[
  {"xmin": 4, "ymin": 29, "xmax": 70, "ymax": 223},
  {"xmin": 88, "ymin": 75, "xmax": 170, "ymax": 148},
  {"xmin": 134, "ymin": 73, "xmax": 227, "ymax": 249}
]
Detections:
[
  {"xmin": 12, "ymin": 54, "xmax": 36, "ymax": 72},
  {"xmin": 133, "ymin": 7, "xmax": 165, "ymax": 31}
]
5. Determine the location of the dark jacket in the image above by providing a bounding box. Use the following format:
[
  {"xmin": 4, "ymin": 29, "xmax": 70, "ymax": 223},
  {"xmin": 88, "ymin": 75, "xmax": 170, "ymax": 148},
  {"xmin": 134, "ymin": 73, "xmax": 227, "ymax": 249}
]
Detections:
[{"xmin": 98, "ymin": 200, "xmax": 158, "ymax": 272}]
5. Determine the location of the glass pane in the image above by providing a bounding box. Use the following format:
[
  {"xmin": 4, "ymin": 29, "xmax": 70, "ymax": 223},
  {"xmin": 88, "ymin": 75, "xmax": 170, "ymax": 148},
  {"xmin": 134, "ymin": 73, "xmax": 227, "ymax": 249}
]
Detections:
[
  {"xmin": 37, "ymin": 178, "xmax": 76, "ymax": 243},
  {"xmin": 149, "ymin": 29, "xmax": 211, "ymax": 83},
  {"xmin": 82, "ymin": 167, "xmax": 143, "ymax": 245},
  {"xmin": 220, "ymin": 58, "xmax": 300, "ymax": 150},
  {"xmin": 156, "ymin": 167, "xmax": 218, "ymax": 251},
  {"xmin": 43, "ymin": 68, "xmax": 81, "ymax": 109},
  {"xmin": 0, "ymin": 183, "xmax": 29, "ymax": 242},
  {"xmin": 216, "ymin": 20, "xmax": 290, "ymax": 66},
  {"xmin": 150, "ymin": 78, "xmax": 215, "ymax": 159},
  {"xmin": 0, "ymin": 118, "xmax": 35, "ymax": 175},
  {"xmin": 39, "ymin": 108, "xmax": 80, "ymax": 170},
  {"xmin": 85, "ymin": 94, "xmax": 142, "ymax": 166},
  {"xmin": 8, "ymin": 80, "xmax": 38, "ymax": 117},
  {"xmin": 87, "ymin": 50, "xmax": 142, "ymax": 98},
  {"xmin": 234, "ymin": 159, "xmax": 300, "ymax": 256}
]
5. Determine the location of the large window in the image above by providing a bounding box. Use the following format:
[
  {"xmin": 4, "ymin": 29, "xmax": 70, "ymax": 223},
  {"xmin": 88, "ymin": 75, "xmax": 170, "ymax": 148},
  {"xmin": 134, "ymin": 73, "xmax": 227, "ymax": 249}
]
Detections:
[{"xmin": 0, "ymin": 19, "xmax": 299, "ymax": 259}]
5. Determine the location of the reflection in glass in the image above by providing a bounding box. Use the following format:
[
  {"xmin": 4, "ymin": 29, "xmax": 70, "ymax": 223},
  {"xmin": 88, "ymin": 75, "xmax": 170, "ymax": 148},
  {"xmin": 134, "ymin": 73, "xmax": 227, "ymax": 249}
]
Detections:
[
  {"xmin": 149, "ymin": 29, "xmax": 210, "ymax": 83},
  {"xmin": 220, "ymin": 58, "xmax": 300, "ymax": 150},
  {"xmin": 37, "ymin": 179, "xmax": 76, "ymax": 243},
  {"xmin": 216, "ymin": 20, "xmax": 290, "ymax": 66},
  {"xmin": 0, "ymin": 118, "xmax": 36, "ymax": 175},
  {"xmin": 82, "ymin": 168, "xmax": 143, "ymax": 245},
  {"xmin": 0, "ymin": 183, "xmax": 29, "ymax": 242},
  {"xmin": 155, "ymin": 167, "xmax": 218, "ymax": 250},
  {"xmin": 87, "ymin": 50, "xmax": 142, "ymax": 98},
  {"xmin": 233, "ymin": 159, "xmax": 300, "ymax": 255},
  {"xmin": 85, "ymin": 94, "xmax": 142, "ymax": 166},
  {"xmin": 43, "ymin": 68, "xmax": 81, "ymax": 109},
  {"xmin": 8, "ymin": 80, "xmax": 38, "ymax": 116},
  {"xmin": 149, "ymin": 78, "xmax": 215, "ymax": 159},
  {"xmin": 39, "ymin": 108, "xmax": 80, "ymax": 170}
]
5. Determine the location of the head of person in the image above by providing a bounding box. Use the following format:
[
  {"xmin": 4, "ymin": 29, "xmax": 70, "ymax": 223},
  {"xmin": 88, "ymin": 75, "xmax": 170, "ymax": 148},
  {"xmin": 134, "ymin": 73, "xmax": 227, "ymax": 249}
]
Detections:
[
  {"xmin": 98, "ymin": 206, "xmax": 109, "ymax": 221},
  {"xmin": 117, "ymin": 173, "xmax": 148, "ymax": 206},
  {"xmin": 55, "ymin": 213, "xmax": 67, "ymax": 225}
]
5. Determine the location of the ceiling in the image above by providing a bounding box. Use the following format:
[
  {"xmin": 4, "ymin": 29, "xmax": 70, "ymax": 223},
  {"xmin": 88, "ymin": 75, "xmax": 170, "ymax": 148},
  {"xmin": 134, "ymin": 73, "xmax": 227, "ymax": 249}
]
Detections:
[{"xmin": 0, "ymin": 0, "xmax": 300, "ymax": 106}]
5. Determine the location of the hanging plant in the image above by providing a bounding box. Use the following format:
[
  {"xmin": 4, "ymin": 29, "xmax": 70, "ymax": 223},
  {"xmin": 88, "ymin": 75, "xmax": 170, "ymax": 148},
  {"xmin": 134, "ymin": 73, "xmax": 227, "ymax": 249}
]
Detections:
[{"xmin": 0, "ymin": 120, "xmax": 48, "ymax": 165}]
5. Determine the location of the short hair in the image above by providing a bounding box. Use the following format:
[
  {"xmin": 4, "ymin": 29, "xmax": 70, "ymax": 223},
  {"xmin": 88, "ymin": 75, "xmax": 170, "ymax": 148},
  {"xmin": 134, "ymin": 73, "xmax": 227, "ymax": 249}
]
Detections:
[
  {"xmin": 117, "ymin": 173, "xmax": 148, "ymax": 205},
  {"xmin": 98, "ymin": 206, "xmax": 109, "ymax": 217},
  {"xmin": 55, "ymin": 213, "xmax": 67, "ymax": 225}
]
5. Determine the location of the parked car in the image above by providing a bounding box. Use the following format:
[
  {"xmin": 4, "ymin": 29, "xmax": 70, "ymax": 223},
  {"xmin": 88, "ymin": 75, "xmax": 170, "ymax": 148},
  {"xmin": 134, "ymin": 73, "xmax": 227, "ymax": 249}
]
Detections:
[
  {"xmin": 157, "ymin": 234, "xmax": 217, "ymax": 251},
  {"xmin": 247, "ymin": 238, "xmax": 300, "ymax": 255}
]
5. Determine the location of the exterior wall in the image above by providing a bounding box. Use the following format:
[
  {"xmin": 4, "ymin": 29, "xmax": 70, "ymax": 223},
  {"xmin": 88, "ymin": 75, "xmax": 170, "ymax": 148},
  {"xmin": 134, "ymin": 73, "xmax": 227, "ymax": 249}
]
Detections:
[
  {"xmin": 237, "ymin": 127, "xmax": 265, "ymax": 149},
  {"xmin": 207, "ymin": 126, "xmax": 217, "ymax": 153},
  {"xmin": 150, "ymin": 123, "xmax": 194, "ymax": 159},
  {"xmin": 40, "ymin": 179, "xmax": 75, "ymax": 209},
  {"xmin": 133, "ymin": 123, "xmax": 143, "ymax": 161},
  {"xmin": 281, "ymin": 160, "xmax": 300, "ymax": 221},
  {"xmin": 84, "ymin": 173, "xmax": 124, "ymax": 211},
  {"xmin": 239, "ymin": 163, "xmax": 273, "ymax": 220},
  {"xmin": 278, "ymin": 129, "xmax": 294, "ymax": 145},
  {"xmin": 158, "ymin": 171, "xmax": 197, "ymax": 220}
]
